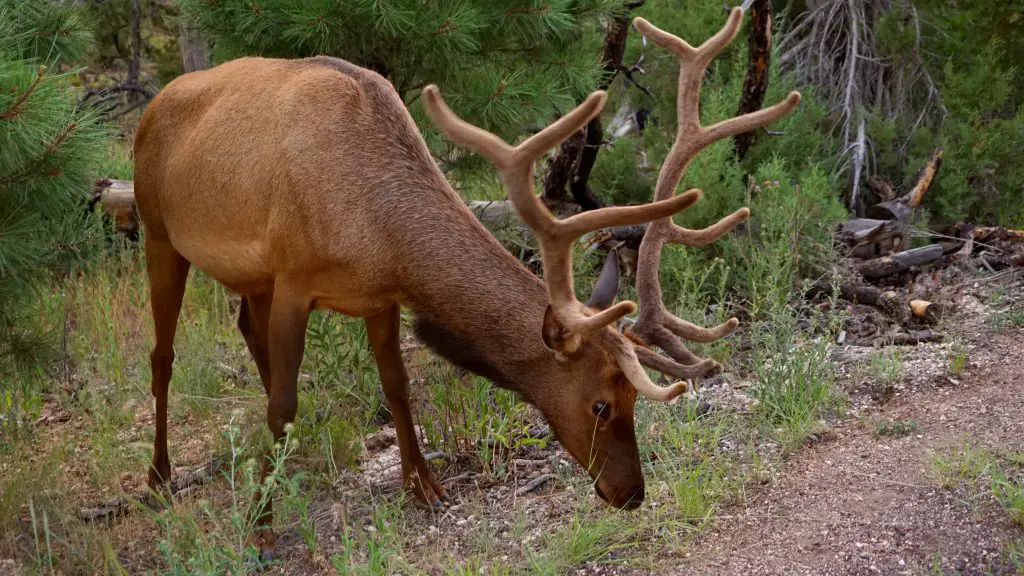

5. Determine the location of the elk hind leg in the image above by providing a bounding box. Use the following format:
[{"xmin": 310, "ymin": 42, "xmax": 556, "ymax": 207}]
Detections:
[
  {"xmin": 237, "ymin": 291, "xmax": 273, "ymax": 396},
  {"xmin": 145, "ymin": 237, "xmax": 190, "ymax": 491},
  {"xmin": 250, "ymin": 286, "xmax": 310, "ymax": 560}
]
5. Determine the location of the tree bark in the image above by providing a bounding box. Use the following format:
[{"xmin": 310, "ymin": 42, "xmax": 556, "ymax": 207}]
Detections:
[
  {"xmin": 178, "ymin": 23, "xmax": 210, "ymax": 73},
  {"xmin": 732, "ymin": 0, "xmax": 772, "ymax": 160},
  {"xmin": 127, "ymin": 0, "xmax": 142, "ymax": 102},
  {"xmin": 855, "ymin": 244, "xmax": 944, "ymax": 280},
  {"xmin": 541, "ymin": 1, "xmax": 644, "ymax": 209}
]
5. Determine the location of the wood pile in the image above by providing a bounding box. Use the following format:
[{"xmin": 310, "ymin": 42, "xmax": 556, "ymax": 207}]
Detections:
[{"xmin": 811, "ymin": 147, "xmax": 1024, "ymax": 347}]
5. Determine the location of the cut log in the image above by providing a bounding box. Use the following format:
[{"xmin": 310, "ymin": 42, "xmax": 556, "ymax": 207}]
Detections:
[
  {"xmin": 856, "ymin": 245, "xmax": 944, "ymax": 280},
  {"xmin": 865, "ymin": 148, "xmax": 943, "ymax": 220},
  {"xmin": 93, "ymin": 178, "xmax": 139, "ymax": 237},
  {"xmin": 466, "ymin": 200, "xmax": 518, "ymax": 227},
  {"xmin": 910, "ymin": 300, "xmax": 944, "ymax": 324},
  {"xmin": 837, "ymin": 218, "xmax": 910, "ymax": 259}
]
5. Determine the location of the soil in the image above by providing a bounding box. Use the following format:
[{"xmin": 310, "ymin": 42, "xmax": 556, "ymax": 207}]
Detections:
[{"xmin": 679, "ymin": 328, "xmax": 1024, "ymax": 576}]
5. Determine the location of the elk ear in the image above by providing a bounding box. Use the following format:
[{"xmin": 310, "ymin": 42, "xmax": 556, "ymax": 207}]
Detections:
[
  {"xmin": 585, "ymin": 249, "xmax": 620, "ymax": 311},
  {"xmin": 542, "ymin": 305, "xmax": 581, "ymax": 357}
]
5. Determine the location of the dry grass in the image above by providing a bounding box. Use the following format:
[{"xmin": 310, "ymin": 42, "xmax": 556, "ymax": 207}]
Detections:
[{"xmin": 0, "ymin": 239, "xmax": 846, "ymax": 575}]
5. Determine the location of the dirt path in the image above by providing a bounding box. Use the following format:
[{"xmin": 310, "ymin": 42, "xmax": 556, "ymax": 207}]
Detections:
[{"xmin": 676, "ymin": 329, "xmax": 1024, "ymax": 576}]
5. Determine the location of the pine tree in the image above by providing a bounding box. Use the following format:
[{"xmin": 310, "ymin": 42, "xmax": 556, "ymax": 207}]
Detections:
[
  {"xmin": 176, "ymin": 0, "xmax": 619, "ymax": 171},
  {"xmin": 0, "ymin": 2, "xmax": 108, "ymax": 373}
]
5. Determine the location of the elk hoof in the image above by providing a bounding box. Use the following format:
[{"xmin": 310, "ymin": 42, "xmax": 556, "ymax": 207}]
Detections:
[{"xmin": 261, "ymin": 549, "xmax": 274, "ymax": 563}]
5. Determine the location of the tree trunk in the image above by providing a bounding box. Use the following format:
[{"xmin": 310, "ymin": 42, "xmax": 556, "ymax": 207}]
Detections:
[
  {"xmin": 732, "ymin": 0, "xmax": 772, "ymax": 160},
  {"xmin": 127, "ymin": 0, "xmax": 142, "ymax": 102},
  {"xmin": 541, "ymin": 1, "xmax": 644, "ymax": 210},
  {"xmin": 178, "ymin": 23, "xmax": 209, "ymax": 73}
]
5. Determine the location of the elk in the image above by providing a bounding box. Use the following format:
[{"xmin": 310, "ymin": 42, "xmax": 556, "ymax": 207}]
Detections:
[{"xmin": 132, "ymin": 7, "xmax": 798, "ymax": 558}]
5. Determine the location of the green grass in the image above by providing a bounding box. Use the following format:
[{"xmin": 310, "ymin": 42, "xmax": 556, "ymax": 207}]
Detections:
[
  {"xmin": 930, "ymin": 444, "xmax": 1024, "ymax": 526},
  {"xmin": 873, "ymin": 419, "xmax": 920, "ymax": 438},
  {"xmin": 947, "ymin": 339, "xmax": 970, "ymax": 375},
  {"xmin": 868, "ymin": 347, "xmax": 903, "ymax": 385}
]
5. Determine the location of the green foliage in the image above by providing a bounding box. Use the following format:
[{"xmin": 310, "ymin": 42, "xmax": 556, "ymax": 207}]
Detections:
[
  {"xmin": 722, "ymin": 160, "xmax": 846, "ymax": 317},
  {"xmin": 177, "ymin": 0, "xmax": 618, "ymax": 173},
  {"xmin": 152, "ymin": 414, "xmax": 303, "ymax": 574},
  {"xmin": 865, "ymin": 0, "xmax": 1024, "ymax": 226},
  {"xmin": 79, "ymin": 0, "xmax": 184, "ymax": 85},
  {"xmin": 0, "ymin": 2, "xmax": 109, "ymax": 377}
]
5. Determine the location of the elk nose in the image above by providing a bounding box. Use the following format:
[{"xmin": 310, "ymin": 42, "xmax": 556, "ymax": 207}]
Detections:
[{"xmin": 620, "ymin": 485, "xmax": 644, "ymax": 510}]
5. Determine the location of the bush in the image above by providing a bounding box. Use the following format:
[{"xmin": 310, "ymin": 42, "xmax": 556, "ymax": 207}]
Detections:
[{"xmin": 0, "ymin": 3, "xmax": 108, "ymax": 379}]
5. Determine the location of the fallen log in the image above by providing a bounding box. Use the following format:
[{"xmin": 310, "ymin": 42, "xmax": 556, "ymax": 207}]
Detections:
[
  {"xmin": 848, "ymin": 329, "xmax": 944, "ymax": 347},
  {"xmin": 972, "ymin": 226, "xmax": 1024, "ymax": 243},
  {"xmin": 856, "ymin": 244, "xmax": 944, "ymax": 280},
  {"xmin": 807, "ymin": 279, "xmax": 900, "ymax": 308}
]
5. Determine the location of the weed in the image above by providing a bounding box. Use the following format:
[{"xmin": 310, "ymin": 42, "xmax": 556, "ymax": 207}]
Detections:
[
  {"xmin": 749, "ymin": 309, "xmax": 840, "ymax": 450},
  {"xmin": 991, "ymin": 452, "xmax": 1024, "ymax": 527},
  {"xmin": 931, "ymin": 445, "xmax": 1024, "ymax": 528},
  {"xmin": 868, "ymin": 347, "xmax": 903, "ymax": 384},
  {"xmin": 985, "ymin": 297, "xmax": 1024, "ymax": 331},
  {"xmin": 526, "ymin": 507, "xmax": 639, "ymax": 575},
  {"xmin": 929, "ymin": 443, "xmax": 992, "ymax": 490},
  {"xmin": 149, "ymin": 412, "xmax": 302, "ymax": 574},
  {"xmin": 947, "ymin": 340, "xmax": 970, "ymax": 375},
  {"xmin": 873, "ymin": 419, "xmax": 919, "ymax": 438}
]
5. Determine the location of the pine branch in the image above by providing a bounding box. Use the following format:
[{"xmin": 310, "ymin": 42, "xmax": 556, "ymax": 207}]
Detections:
[{"xmin": 0, "ymin": 65, "xmax": 46, "ymax": 120}]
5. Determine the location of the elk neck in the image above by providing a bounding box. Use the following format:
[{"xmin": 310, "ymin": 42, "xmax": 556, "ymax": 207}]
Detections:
[{"xmin": 386, "ymin": 174, "xmax": 559, "ymax": 399}]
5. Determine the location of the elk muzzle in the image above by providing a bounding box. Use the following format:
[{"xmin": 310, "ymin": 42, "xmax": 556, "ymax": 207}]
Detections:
[{"xmin": 594, "ymin": 478, "xmax": 644, "ymax": 510}]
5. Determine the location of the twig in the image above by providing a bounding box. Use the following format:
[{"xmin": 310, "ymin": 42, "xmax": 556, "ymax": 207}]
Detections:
[{"xmin": 515, "ymin": 473, "xmax": 556, "ymax": 496}]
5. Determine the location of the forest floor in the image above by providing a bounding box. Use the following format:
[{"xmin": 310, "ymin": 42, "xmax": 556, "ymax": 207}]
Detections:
[{"xmin": 1, "ymin": 251, "xmax": 1022, "ymax": 575}]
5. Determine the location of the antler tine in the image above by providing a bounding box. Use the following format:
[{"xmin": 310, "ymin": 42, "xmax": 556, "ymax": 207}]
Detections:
[
  {"xmin": 618, "ymin": 9, "xmax": 802, "ymax": 396},
  {"xmin": 422, "ymin": 85, "xmax": 706, "ymax": 337}
]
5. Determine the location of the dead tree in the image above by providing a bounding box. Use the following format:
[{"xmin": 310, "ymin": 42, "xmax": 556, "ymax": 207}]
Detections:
[
  {"xmin": 777, "ymin": 0, "xmax": 946, "ymax": 214},
  {"xmin": 732, "ymin": 0, "xmax": 773, "ymax": 160}
]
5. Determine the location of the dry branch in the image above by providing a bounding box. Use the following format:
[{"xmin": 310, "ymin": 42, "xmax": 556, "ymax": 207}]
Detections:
[
  {"xmin": 515, "ymin": 473, "xmax": 556, "ymax": 496},
  {"xmin": 79, "ymin": 458, "xmax": 221, "ymax": 522},
  {"xmin": 855, "ymin": 244, "xmax": 943, "ymax": 280},
  {"xmin": 866, "ymin": 147, "xmax": 943, "ymax": 220},
  {"xmin": 848, "ymin": 329, "xmax": 943, "ymax": 347}
]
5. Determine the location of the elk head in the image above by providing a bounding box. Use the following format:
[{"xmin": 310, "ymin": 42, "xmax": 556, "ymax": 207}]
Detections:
[{"xmin": 421, "ymin": 7, "xmax": 800, "ymax": 509}]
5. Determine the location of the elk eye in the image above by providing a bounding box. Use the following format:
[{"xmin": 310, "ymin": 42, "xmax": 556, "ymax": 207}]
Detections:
[{"xmin": 592, "ymin": 401, "xmax": 610, "ymax": 420}]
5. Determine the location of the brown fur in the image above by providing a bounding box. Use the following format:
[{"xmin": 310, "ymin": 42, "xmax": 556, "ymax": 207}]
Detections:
[
  {"xmin": 134, "ymin": 55, "xmax": 647, "ymax": 556},
  {"xmin": 135, "ymin": 10, "xmax": 801, "ymax": 557}
]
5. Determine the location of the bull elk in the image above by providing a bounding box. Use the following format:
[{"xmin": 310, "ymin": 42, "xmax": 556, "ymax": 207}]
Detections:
[{"xmin": 133, "ymin": 7, "xmax": 798, "ymax": 557}]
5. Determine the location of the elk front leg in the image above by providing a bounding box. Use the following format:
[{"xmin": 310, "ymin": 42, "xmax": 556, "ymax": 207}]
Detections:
[
  {"xmin": 365, "ymin": 305, "xmax": 448, "ymax": 508},
  {"xmin": 250, "ymin": 286, "xmax": 310, "ymax": 560}
]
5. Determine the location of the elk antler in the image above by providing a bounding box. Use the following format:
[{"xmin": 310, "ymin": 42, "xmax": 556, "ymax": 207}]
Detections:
[
  {"xmin": 627, "ymin": 8, "xmax": 802, "ymax": 380},
  {"xmin": 421, "ymin": 86, "xmax": 702, "ymax": 345}
]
